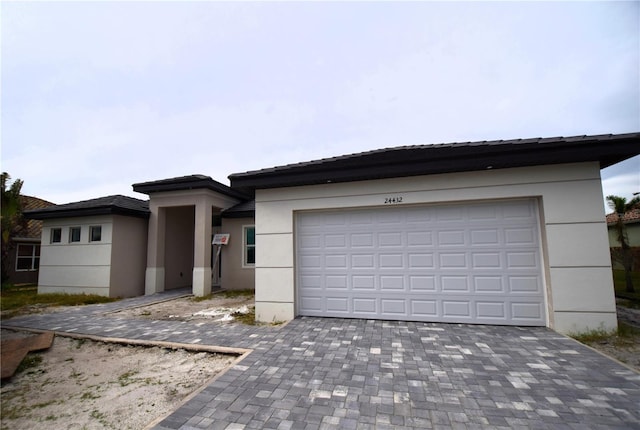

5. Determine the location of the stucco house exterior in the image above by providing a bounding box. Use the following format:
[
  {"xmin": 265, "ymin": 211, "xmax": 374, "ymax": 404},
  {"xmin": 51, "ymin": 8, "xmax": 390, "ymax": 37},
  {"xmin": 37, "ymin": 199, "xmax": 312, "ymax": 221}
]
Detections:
[
  {"xmin": 26, "ymin": 195, "xmax": 150, "ymax": 297},
  {"xmin": 26, "ymin": 132, "xmax": 639, "ymax": 334}
]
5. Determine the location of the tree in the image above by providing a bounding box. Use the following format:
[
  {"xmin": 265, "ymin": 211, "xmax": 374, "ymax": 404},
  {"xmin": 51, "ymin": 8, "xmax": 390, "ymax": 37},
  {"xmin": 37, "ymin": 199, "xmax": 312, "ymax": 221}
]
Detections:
[
  {"xmin": 1, "ymin": 172, "xmax": 26, "ymax": 283},
  {"xmin": 606, "ymin": 194, "xmax": 640, "ymax": 294}
]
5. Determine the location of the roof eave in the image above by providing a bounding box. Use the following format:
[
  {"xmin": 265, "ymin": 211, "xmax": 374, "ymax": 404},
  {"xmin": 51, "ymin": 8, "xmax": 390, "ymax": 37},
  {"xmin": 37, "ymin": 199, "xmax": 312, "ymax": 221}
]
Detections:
[
  {"xmin": 229, "ymin": 136, "xmax": 640, "ymax": 193},
  {"xmin": 25, "ymin": 206, "xmax": 150, "ymax": 220},
  {"xmin": 133, "ymin": 177, "xmax": 250, "ymax": 201}
]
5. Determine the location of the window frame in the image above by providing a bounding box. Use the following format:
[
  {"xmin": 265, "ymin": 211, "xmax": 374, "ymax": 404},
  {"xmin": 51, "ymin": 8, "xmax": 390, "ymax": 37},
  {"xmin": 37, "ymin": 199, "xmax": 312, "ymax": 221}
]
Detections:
[
  {"xmin": 15, "ymin": 243, "xmax": 40, "ymax": 272},
  {"xmin": 242, "ymin": 225, "xmax": 256, "ymax": 268},
  {"xmin": 50, "ymin": 228, "xmax": 62, "ymax": 244},
  {"xmin": 89, "ymin": 225, "xmax": 102, "ymax": 242},
  {"xmin": 69, "ymin": 226, "xmax": 82, "ymax": 243}
]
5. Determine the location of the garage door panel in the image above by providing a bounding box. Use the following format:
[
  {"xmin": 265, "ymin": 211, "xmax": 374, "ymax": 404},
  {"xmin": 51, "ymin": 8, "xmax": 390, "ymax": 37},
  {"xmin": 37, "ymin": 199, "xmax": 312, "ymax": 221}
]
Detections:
[
  {"xmin": 438, "ymin": 230, "xmax": 466, "ymax": 246},
  {"xmin": 326, "ymin": 275, "xmax": 347, "ymax": 289},
  {"xmin": 351, "ymin": 254, "xmax": 375, "ymax": 268},
  {"xmin": 409, "ymin": 253, "xmax": 434, "ymax": 268},
  {"xmin": 411, "ymin": 300, "xmax": 438, "ymax": 317},
  {"xmin": 508, "ymin": 276, "xmax": 541, "ymax": 293},
  {"xmin": 469, "ymin": 204, "xmax": 499, "ymax": 220},
  {"xmin": 476, "ymin": 301, "xmax": 506, "ymax": 319},
  {"xmin": 439, "ymin": 253, "xmax": 466, "ymax": 268},
  {"xmin": 507, "ymin": 252, "xmax": 538, "ymax": 268},
  {"xmin": 300, "ymin": 255, "xmax": 322, "ymax": 269},
  {"xmin": 407, "ymin": 231, "xmax": 433, "ymax": 246},
  {"xmin": 299, "ymin": 234, "xmax": 322, "ymax": 249},
  {"xmin": 511, "ymin": 302, "xmax": 544, "ymax": 320},
  {"xmin": 297, "ymin": 200, "xmax": 546, "ymax": 326},
  {"xmin": 380, "ymin": 276, "xmax": 404, "ymax": 290},
  {"xmin": 381, "ymin": 299, "xmax": 407, "ymax": 315},
  {"xmin": 443, "ymin": 301, "xmax": 472, "ymax": 318},
  {"xmin": 410, "ymin": 276, "xmax": 436, "ymax": 291},
  {"xmin": 474, "ymin": 276, "xmax": 504, "ymax": 293},
  {"xmin": 503, "ymin": 202, "xmax": 536, "ymax": 219},
  {"xmin": 470, "ymin": 229, "xmax": 500, "ymax": 245},
  {"xmin": 505, "ymin": 228, "xmax": 537, "ymax": 245},
  {"xmin": 351, "ymin": 233, "xmax": 374, "ymax": 247},
  {"xmin": 472, "ymin": 252, "xmax": 502, "ymax": 268},
  {"xmin": 441, "ymin": 276, "xmax": 469, "ymax": 292},
  {"xmin": 325, "ymin": 255, "xmax": 347, "ymax": 268},
  {"xmin": 325, "ymin": 234, "xmax": 347, "ymax": 248},
  {"xmin": 353, "ymin": 298, "xmax": 377, "ymax": 313},
  {"xmin": 352, "ymin": 275, "xmax": 375, "ymax": 289},
  {"xmin": 436, "ymin": 206, "xmax": 465, "ymax": 221},
  {"xmin": 379, "ymin": 232, "xmax": 403, "ymax": 247}
]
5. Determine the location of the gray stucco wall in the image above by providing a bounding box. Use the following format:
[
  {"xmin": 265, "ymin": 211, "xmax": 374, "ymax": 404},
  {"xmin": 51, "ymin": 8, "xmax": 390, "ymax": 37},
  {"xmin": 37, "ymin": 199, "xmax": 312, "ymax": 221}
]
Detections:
[
  {"xmin": 110, "ymin": 215, "xmax": 148, "ymax": 298},
  {"xmin": 220, "ymin": 217, "xmax": 255, "ymax": 291}
]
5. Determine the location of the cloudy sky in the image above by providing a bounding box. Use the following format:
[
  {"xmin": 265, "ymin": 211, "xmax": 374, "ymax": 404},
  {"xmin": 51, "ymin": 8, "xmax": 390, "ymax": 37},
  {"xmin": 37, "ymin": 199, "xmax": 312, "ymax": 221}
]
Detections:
[{"xmin": 2, "ymin": 1, "xmax": 639, "ymax": 210}]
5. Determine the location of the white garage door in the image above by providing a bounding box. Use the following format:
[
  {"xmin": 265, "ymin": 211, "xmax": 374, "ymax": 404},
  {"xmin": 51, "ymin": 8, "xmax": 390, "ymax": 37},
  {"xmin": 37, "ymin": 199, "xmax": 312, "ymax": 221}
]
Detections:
[{"xmin": 296, "ymin": 199, "xmax": 546, "ymax": 326}]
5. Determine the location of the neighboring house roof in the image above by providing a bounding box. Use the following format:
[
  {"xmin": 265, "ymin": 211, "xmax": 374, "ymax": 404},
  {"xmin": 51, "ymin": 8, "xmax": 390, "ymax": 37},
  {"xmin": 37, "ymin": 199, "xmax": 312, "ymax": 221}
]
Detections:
[
  {"xmin": 133, "ymin": 174, "xmax": 250, "ymax": 200},
  {"xmin": 607, "ymin": 208, "xmax": 640, "ymax": 226},
  {"xmin": 24, "ymin": 195, "xmax": 150, "ymax": 220},
  {"xmin": 12, "ymin": 195, "xmax": 56, "ymax": 240},
  {"xmin": 221, "ymin": 200, "xmax": 255, "ymax": 218},
  {"xmin": 228, "ymin": 132, "xmax": 640, "ymax": 193}
]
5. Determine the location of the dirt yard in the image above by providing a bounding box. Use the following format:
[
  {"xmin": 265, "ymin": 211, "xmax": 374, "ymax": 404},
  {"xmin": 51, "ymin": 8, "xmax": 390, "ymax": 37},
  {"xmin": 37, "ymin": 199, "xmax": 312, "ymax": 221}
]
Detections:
[
  {"xmin": 1, "ymin": 293, "xmax": 255, "ymax": 430},
  {"xmin": 111, "ymin": 292, "xmax": 254, "ymax": 322}
]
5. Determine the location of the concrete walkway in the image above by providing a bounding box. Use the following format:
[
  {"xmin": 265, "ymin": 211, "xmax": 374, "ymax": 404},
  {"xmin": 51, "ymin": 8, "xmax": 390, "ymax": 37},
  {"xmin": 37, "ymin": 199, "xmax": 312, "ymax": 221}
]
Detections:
[{"xmin": 3, "ymin": 292, "xmax": 640, "ymax": 429}]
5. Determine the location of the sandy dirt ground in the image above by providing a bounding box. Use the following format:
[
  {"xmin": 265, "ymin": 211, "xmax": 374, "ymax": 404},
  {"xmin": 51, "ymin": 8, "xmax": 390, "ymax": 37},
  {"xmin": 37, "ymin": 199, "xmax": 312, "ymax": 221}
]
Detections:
[
  {"xmin": 0, "ymin": 334, "xmax": 236, "ymax": 430},
  {"xmin": 111, "ymin": 294, "xmax": 254, "ymax": 322},
  {"xmin": 0, "ymin": 294, "xmax": 255, "ymax": 430}
]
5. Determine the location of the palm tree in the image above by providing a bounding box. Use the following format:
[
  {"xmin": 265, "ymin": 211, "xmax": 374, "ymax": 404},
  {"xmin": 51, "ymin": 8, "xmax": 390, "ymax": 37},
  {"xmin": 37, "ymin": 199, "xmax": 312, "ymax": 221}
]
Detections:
[
  {"xmin": 1, "ymin": 172, "xmax": 25, "ymax": 283},
  {"xmin": 607, "ymin": 194, "xmax": 640, "ymax": 293}
]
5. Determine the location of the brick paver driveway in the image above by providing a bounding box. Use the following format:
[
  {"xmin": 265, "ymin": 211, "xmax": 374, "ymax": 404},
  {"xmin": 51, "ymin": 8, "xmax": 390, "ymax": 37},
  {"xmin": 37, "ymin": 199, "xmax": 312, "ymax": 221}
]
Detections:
[{"xmin": 4, "ymin": 294, "xmax": 640, "ymax": 429}]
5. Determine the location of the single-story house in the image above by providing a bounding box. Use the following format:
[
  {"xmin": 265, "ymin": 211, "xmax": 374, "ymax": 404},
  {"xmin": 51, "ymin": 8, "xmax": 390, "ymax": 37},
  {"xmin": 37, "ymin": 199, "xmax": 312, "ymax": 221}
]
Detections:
[
  {"xmin": 26, "ymin": 132, "xmax": 640, "ymax": 334},
  {"xmin": 5, "ymin": 195, "xmax": 55, "ymax": 285}
]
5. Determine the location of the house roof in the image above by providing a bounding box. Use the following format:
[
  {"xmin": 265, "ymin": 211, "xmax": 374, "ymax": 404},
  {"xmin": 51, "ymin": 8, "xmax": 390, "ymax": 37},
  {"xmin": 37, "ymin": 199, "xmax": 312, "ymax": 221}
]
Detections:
[
  {"xmin": 607, "ymin": 208, "xmax": 640, "ymax": 226},
  {"xmin": 13, "ymin": 195, "xmax": 56, "ymax": 239},
  {"xmin": 132, "ymin": 174, "xmax": 250, "ymax": 200},
  {"xmin": 221, "ymin": 200, "xmax": 255, "ymax": 219},
  {"xmin": 228, "ymin": 132, "xmax": 640, "ymax": 193},
  {"xmin": 24, "ymin": 195, "xmax": 150, "ymax": 220}
]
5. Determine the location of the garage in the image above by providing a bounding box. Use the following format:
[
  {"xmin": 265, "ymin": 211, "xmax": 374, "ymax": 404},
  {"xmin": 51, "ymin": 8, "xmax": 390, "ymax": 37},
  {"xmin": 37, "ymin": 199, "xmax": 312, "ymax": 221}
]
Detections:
[{"xmin": 296, "ymin": 199, "xmax": 547, "ymax": 325}]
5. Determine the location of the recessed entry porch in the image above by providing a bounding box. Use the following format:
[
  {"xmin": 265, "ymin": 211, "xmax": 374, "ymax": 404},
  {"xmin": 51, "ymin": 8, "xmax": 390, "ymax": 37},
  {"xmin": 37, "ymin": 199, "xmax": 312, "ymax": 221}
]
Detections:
[{"xmin": 132, "ymin": 175, "xmax": 250, "ymax": 297}]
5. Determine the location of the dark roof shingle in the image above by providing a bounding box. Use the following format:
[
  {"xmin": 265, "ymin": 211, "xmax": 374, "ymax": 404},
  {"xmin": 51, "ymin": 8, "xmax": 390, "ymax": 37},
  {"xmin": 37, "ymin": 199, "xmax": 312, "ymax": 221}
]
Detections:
[
  {"xmin": 229, "ymin": 133, "xmax": 640, "ymax": 193},
  {"xmin": 133, "ymin": 174, "xmax": 249, "ymax": 200},
  {"xmin": 24, "ymin": 195, "xmax": 149, "ymax": 220}
]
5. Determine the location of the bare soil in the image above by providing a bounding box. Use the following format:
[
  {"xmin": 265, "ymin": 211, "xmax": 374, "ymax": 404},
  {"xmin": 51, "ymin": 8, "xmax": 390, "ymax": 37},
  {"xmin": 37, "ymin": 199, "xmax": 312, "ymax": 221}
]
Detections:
[
  {"xmin": 0, "ymin": 294, "xmax": 254, "ymax": 430},
  {"xmin": 111, "ymin": 294, "xmax": 254, "ymax": 323},
  {"xmin": 0, "ymin": 334, "xmax": 235, "ymax": 430}
]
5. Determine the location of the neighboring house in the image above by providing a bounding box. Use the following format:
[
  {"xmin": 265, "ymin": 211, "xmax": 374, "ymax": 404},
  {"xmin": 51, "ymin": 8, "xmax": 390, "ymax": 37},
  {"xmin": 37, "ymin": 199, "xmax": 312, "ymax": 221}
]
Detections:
[
  {"xmin": 606, "ymin": 207, "xmax": 640, "ymax": 270},
  {"xmin": 5, "ymin": 195, "xmax": 55, "ymax": 284},
  {"xmin": 25, "ymin": 132, "xmax": 640, "ymax": 334}
]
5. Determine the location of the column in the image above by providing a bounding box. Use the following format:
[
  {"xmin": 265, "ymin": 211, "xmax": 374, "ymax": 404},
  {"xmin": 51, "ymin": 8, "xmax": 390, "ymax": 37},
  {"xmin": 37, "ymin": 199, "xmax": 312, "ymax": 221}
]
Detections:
[
  {"xmin": 145, "ymin": 205, "xmax": 166, "ymax": 295},
  {"xmin": 192, "ymin": 200, "xmax": 213, "ymax": 296}
]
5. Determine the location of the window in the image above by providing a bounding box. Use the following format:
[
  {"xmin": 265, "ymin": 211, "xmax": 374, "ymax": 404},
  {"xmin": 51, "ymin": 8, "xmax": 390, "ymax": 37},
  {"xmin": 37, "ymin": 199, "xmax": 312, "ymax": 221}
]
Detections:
[
  {"xmin": 16, "ymin": 244, "xmax": 40, "ymax": 271},
  {"xmin": 90, "ymin": 226, "xmax": 102, "ymax": 242},
  {"xmin": 69, "ymin": 226, "xmax": 81, "ymax": 243},
  {"xmin": 243, "ymin": 226, "xmax": 255, "ymax": 266},
  {"xmin": 50, "ymin": 228, "xmax": 62, "ymax": 243}
]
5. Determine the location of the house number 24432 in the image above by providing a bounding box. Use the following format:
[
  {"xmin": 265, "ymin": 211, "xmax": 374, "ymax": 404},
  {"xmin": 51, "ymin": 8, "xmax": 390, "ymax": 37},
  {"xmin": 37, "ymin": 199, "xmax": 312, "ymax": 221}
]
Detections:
[{"xmin": 384, "ymin": 197, "xmax": 403, "ymax": 204}]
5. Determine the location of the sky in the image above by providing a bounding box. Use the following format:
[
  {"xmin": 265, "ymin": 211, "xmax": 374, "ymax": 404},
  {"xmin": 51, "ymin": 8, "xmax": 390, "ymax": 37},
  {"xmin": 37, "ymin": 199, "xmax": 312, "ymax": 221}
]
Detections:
[{"xmin": 2, "ymin": 1, "xmax": 639, "ymax": 212}]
